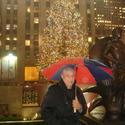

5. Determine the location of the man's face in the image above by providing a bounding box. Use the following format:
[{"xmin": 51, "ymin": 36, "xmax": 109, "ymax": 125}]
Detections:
[{"xmin": 61, "ymin": 69, "xmax": 75, "ymax": 89}]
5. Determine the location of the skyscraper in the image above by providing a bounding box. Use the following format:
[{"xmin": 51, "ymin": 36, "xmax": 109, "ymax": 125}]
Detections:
[
  {"xmin": 86, "ymin": 0, "xmax": 125, "ymax": 41},
  {"xmin": 0, "ymin": 0, "xmax": 49, "ymax": 117}
]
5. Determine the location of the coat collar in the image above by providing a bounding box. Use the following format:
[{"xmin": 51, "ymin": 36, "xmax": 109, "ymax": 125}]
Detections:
[{"xmin": 58, "ymin": 79, "xmax": 76, "ymax": 92}]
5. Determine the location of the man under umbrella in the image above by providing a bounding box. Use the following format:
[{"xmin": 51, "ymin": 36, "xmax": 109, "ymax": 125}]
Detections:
[{"xmin": 41, "ymin": 66, "xmax": 87, "ymax": 125}]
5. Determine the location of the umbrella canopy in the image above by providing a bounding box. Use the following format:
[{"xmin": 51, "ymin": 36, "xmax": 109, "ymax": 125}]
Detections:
[
  {"xmin": 84, "ymin": 59, "xmax": 112, "ymax": 81},
  {"xmin": 42, "ymin": 57, "xmax": 112, "ymax": 85}
]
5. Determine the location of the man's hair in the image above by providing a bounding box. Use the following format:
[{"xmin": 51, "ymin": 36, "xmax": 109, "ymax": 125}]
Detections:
[{"xmin": 61, "ymin": 66, "xmax": 75, "ymax": 75}]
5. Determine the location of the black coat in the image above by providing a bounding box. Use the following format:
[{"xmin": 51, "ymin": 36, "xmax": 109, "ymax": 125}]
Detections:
[{"xmin": 41, "ymin": 80, "xmax": 87, "ymax": 125}]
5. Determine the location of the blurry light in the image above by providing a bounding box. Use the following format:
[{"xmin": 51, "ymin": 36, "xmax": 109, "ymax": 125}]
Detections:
[
  {"xmin": 3, "ymin": 53, "xmax": 17, "ymax": 65},
  {"xmin": 13, "ymin": 24, "xmax": 18, "ymax": 29},
  {"xmin": 88, "ymin": 37, "xmax": 92, "ymax": 42},
  {"xmin": 13, "ymin": 37, "xmax": 17, "ymax": 41},
  {"xmin": 6, "ymin": 37, "xmax": 10, "ymax": 40},
  {"xmin": 23, "ymin": 118, "xmax": 27, "ymax": 121},
  {"xmin": 32, "ymin": 113, "xmax": 38, "ymax": 120},
  {"xmin": 5, "ymin": 53, "xmax": 17, "ymax": 62},
  {"xmin": 25, "ymin": 85, "xmax": 30, "ymax": 88},
  {"xmin": 6, "ymin": 24, "xmax": 10, "ymax": 30},
  {"xmin": 27, "ymin": 7, "xmax": 31, "ymax": 13},
  {"xmin": 87, "ymin": 103, "xmax": 90, "ymax": 108},
  {"xmin": 25, "ymin": 40, "xmax": 31, "ymax": 46},
  {"xmin": 87, "ymin": 9, "xmax": 90, "ymax": 14},
  {"xmin": 34, "ymin": 18, "xmax": 39, "ymax": 24}
]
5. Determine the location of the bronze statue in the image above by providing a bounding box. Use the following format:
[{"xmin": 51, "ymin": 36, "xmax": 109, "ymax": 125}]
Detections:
[{"xmin": 88, "ymin": 27, "xmax": 125, "ymax": 120}]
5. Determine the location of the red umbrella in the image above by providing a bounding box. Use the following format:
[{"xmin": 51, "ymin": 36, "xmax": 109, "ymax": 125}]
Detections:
[
  {"xmin": 42, "ymin": 57, "xmax": 96, "ymax": 85},
  {"xmin": 42, "ymin": 57, "xmax": 112, "ymax": 113}
]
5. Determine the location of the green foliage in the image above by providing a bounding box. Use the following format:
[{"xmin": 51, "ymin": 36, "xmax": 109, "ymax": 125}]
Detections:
[{"xmin": 0, "ymin": 115, "xmax": 21, "ymax": 121}]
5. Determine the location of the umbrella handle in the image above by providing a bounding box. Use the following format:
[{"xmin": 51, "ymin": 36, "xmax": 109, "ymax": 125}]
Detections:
[
  {"xmin": 73, "ymin": 96, "xmax": 77, "ymax": 113},
  {"xmin": 74, "ymin": 108, "xmax": 76, "ymax": 113},
  {"xmin": 74, "ymin": 85, "xmax": 77, "ymax": 113}
]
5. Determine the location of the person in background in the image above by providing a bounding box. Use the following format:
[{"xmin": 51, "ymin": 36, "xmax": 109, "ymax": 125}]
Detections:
[{"xmin": 41, "ymin": 66, "xmax": 87, "ymax": 125}]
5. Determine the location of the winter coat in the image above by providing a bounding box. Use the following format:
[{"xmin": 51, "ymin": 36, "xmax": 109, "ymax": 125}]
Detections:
[{"xmin": 41, "ymin": 79, "xmax": 87, "ymax": 125}]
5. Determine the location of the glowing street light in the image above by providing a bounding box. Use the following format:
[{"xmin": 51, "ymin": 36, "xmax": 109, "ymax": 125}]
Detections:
[{"xmin": 5, "ymin": 53, "xmax": 17, "ymax": 62}]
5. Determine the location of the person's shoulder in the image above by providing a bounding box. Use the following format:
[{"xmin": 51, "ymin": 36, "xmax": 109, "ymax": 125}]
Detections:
[{"xmin": 48, "ymin": 83, "xmax": 59, "ymax": 92}]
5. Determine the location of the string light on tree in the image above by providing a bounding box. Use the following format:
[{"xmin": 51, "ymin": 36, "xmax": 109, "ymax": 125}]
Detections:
[{"xmin": 40, "ymin": 0, "xmax": 89, "ymax": 68}]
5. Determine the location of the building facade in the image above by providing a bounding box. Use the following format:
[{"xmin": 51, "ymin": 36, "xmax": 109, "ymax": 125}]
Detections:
[
  {"xmin": 0, "ymin": 0, "xmax": 49, "ymax": 118},
  {"xmin": 0, "ymin": 0, "xmax": 124, "ymax": 119},
  {"xmin": 86, "ymin": 0, "xmax": 125, "ymax": 42}
]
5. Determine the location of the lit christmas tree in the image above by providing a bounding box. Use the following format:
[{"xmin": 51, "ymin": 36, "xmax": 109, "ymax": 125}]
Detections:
[{"xmin": 40, "ymin": 0, "xmax": 89, "ymax": 68}]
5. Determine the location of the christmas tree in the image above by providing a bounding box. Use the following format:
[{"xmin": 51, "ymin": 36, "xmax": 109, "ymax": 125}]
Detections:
[{"xmin": 40, "ymin": 0, "xmax": 89, "ymax": 68}]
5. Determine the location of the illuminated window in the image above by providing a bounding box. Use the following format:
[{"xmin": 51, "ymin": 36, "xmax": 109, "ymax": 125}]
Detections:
[
  {"xmin": 6, "ymin": 24, "xmax": 10, "ymax": 30},
  {"xmin": 13, "ymin": 47, "xmax": 16, "ymax": 50},
  {"xmin": 6, "ymin": 5, "xmax": 11, "ymax": 10},
  {"xmin": 23, "ymin": 88, "xmax": 38, "ymax": 105},
  {"xmin": 27, "ymin": 7, "xmax": 31, "ymax": 13},
  {"xmin": 6, "ymin": 37, "xmax": 10, "ymax": 40},
  {"xmin": 87, "ymin": 9, "xmax": 90, "ymax": 14},
  {"xmin": 25, "ymin": 67, "xmax": 39, "ymax": 81},
  {"xmin": 13, "ymin": 24, "xmax": 17, "ymax": 29},
  {"xmin": 88, "ymin": 37, "xmax": 92, "ymax": 42},
  {"xmin": 34, "ymin": 18, "xmax": 39, "ymax": 24},
  {"xmin": 5, "ymin": 45, "xmax": 10, "ymax": 50},
  {"xmin": 13, "ymin": 37, "xmax": 17, "ymax": 41},
  {"xmin": 25, "ymin": 40, "xmax": 31, "ymax": 46}
]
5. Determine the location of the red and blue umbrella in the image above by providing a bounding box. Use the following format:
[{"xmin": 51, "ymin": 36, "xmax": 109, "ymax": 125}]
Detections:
[
  {"xmin": 42, "ymin": 57, "xmax": 112, "ymax": 85},
  {"xmin": 84, "ymin": 59, "xmax": 112, "ymax": 81}
]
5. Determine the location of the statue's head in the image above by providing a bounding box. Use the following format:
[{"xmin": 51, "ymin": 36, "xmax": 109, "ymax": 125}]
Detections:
[{"xmin": 112, "ymin": 27, "xmax": 123, "ymax": 40}]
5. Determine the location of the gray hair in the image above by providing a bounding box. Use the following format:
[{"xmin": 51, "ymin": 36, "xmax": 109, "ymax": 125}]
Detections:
[{"xmin": 61, "ymin": 66, "xmax": 75, "ymax": 75}]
